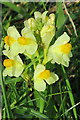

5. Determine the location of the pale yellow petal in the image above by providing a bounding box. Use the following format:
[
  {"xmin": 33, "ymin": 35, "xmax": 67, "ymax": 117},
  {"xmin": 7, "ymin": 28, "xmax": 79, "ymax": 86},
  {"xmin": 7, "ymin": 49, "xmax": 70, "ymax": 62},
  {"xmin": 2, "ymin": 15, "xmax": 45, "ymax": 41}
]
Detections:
[
  {"xmin": 34, "ymin": 11, "xmax": 41, "ymax": 19},
  {"xmin": 21, "ymin": 27, "xmax": 36, "ymax": 41},
  {"xmin": 34, "ymin": 78, "xmax": 46, "ymax": 91},
  {"xmin": 34, "ymin": 64, "xmax": 45, "ymax": 79},
  {"xmin": 69, "ymin": 52, "xmax": 73, "ymax": 57},
  {"xmin": 48, "ymin": 46, "xmax": 63, "ymax": 64},
  {"xmin": 13, "ymin": 55, "xmax": 23, "ymax": 64},
  {"xmin": 23, "ymin": 51, "xmax": 32, "ymax": 58},
  {"xmin": 7, "ymin": 26, "xmax": 20, "ymax": 40},
  {"xmin": 10, "ymin": 42, "xmax": 25, "ymax": 56},
  {"xmin": 47, "ymin": 47, "xmax": 53, "ymax": 61},
  {"xmin": 63, "ymin": 54, "xmax": 70, "ymax": 62},
  {"xmin": 3, "ymin": 68, "xmax": 13, "ymax": 77},
  {"xmin": 53, "ymin": 32, "xmax": 70, "ymax": 47},
  {"xmin": 3, "ymin": 64, "xmax": 24, "ymax": 77},
  {"xmin": 51, "ymin": 52, "xmax": 63, "ymax": 65},
  {"xmin": 45, "ymin": 73, "xmax": 59, "ymax": 85},
  {"xmin": 53, "ymin": 53, "xmax": 69, "ymax": 67},
  {"xmin": 46, "ymin": 14, "xmax": 55, "ymax": 25},
  {"xmin": 42, "ymin": 11, "xmax": 48, "ymax": 23},
  {"xmin": 3, "ymin": 56, "xmax": 24, "ymax": 77},
  {"xmin": 3, "ymin": 42, "xmax": 25, "ymax": 58},
  {"xmin": 24, "ymin": 41, "xmax": 38, "ymax": 55},
  {"xmin": 24, "ymin": 20, "xmax": 29, "ymax": 28},
  {"xmin": 12, "ymin": 61, "xmax": 24, "ymax": 77},
  {"xmin": 41, "ymin": 25, "xmax": 55, "ymax": 49}
]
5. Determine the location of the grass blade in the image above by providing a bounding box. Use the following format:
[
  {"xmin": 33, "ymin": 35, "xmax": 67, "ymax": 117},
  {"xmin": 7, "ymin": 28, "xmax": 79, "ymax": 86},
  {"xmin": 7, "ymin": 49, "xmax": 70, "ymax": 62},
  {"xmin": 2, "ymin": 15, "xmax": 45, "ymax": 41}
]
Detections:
[
  {"xmin": 2, "ymin": 2, "xmax": 20, "ymax": 13},
  {"xmin": 61, "ymin": 65, "xmax": 77, "ymax": 119},
  {"xmin": 0, "ymin": 65, "xmax": 10, "ymax": 118},
  {"xmin": 59, "ymin": 80, "xmax": 65, "ymax": 119}
]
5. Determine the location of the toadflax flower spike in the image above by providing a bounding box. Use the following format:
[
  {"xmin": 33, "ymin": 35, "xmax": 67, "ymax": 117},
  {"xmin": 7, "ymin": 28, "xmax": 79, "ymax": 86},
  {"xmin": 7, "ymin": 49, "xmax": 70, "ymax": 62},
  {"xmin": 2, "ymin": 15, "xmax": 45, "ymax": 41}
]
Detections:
[
  {"xmin": 47, "ymin": 32, "xmax": 72, "ymax": 67},
  {"xmin": 3, "ymin": 53, "xmax": 25, "ymax": 77},
  {"xmin": 34, "ymin": 64, "xmax": 59, "ymax": 91}
]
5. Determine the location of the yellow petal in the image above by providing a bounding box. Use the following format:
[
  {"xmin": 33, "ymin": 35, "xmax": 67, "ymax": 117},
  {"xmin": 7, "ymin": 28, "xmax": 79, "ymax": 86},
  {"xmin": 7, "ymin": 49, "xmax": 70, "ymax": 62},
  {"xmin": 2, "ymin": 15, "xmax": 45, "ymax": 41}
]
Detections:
[
  {"xmin": 17, "ymin": 37, "xmax": 32, "ymax": 45},
  {"xmin": 42, "ymin": 11, "xmax": 48, "ymax": 23},
  {"xmin": 45, "ymin": 73, "xmax": 59, "ymax": 85},
  {"xmin": 34, "ymin": 11, "xmax": 41, "ymax": 19},
  {"xmin": 53, "ymin": 32, "xmax": 70, "ymax": 47},
  {"xmin": 4, "ymin": 36, "xmax": 16, "ymax": 46},
  {"xmin": 60, "ymin": 43, "xmax": 72, "ymax": 54},
  {"xmin": 47, "ymin": 13, "xmax": 55, "ymax": 25},
  {"xmin": 3, "ymin": 59, "xmax": 15, "ymax": 68},
  {"xmin": 24, "ymin": 42, "xmax": 38, "ymax": 55},
  {"xmin": 3, "ymin": 42, "xmax": 25, "ymax": 58},
  {"xmin": 21, "ymin": 27, "xmax": 36, "ymax": 42},
  {"xmin": 63, "ymin": 54, "xmax": 70, "ymax": 62},
  {"xmin": 3, "ymin": 56, "xmax": 24, "ymax": 77},
  {"xmin": 34, "ymin": 64, "xmax": 45, "ymax": 79},
  {"xmin": 7, "ymin": 26, "xmax": 20, "ymax": 40},
  {"xmin": 34, "ymin": 78, "xmax": 46, "ymax": 91},
  {"xmin": 38, "ymin": 70, "xmax": 50, "ymax": 79},
  {"xmin": 41, "ymin": 25, "xmax": 55, "ymax": 49}
]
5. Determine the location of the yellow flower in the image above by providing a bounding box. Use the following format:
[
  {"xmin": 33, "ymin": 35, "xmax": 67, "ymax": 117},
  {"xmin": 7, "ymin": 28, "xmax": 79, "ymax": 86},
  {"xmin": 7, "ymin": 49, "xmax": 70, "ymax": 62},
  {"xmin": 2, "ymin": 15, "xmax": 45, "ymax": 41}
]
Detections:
[
  {"xmin": 40, "ymin": 13, "xmax": 55, "ymax": 54},
  {"xmin": 34, "ymin": 11, "xmax": 55, "ymax": 25},
  {"xmin": 47, "ymin": 32, "xmax": 72, "ymax": 67},
  {"xmin": 24, "ymin": 11, "xmax": 48, "ymax": 32},
  {"xmin": 34, "ymin": 11, "xmax": 48, "ymax": 24},
  {"xmin": 3, "ymin": 26, "xmax": 38, "ymax": 57},
  {"xmin": 3, "ymin": 54, "xmax": 24, "ymax": 77},
  {"xmin": 41, "ymin": 24, "xmax": 55, "ymax": 50},
  {"xmin": 24, "ymin": 18, "xmax": 36, "ymax": 32},
  {"xmin": 4, "ymin": 26, "xmax": 20, "ymax": 50},
  {"xmin": 47, "ymin": 13, "xmax": 55, "ymax": 25},
  {"xmin": 34, "ymin": 64, "xmax": 59, "ymax": 91}
]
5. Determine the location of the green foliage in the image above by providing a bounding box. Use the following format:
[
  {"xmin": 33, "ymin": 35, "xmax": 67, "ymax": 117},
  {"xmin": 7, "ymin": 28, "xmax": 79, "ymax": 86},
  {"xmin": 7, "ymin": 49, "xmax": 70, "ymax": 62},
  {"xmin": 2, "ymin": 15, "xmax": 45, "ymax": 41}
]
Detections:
[{"xmin": 57, "ymin": 2, "xmax": 66, "ymax": 29}]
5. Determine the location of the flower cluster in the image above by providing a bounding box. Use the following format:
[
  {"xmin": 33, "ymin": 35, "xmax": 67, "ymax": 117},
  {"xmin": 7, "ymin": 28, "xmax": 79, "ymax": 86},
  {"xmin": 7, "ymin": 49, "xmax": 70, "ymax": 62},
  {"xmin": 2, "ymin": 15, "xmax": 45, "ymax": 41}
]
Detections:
[{"xmin": 3, "ymin": 11, "xmax": 72, "ymax": 91}]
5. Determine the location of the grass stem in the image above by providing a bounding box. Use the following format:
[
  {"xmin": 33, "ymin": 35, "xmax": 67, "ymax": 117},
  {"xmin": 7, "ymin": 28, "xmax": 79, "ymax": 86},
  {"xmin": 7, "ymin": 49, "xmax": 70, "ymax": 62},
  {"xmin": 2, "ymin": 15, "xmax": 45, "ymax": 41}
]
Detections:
[{"xmin": 61, "ymin": 65, "xmax": 77, "ymax": 119}]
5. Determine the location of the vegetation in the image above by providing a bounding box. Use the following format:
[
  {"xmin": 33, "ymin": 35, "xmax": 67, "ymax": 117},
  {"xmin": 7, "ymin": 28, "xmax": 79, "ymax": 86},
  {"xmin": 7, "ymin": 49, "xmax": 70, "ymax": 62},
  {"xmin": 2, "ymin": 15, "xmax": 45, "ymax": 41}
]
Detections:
[{"xmin": 0, "ymin": 2, "xmax": 80, "ymax": 119}]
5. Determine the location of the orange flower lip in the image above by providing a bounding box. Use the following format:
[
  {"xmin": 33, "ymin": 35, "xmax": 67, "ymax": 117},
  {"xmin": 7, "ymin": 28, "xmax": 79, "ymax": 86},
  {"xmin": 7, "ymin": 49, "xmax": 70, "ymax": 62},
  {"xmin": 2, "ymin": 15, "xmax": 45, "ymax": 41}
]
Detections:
[
  {"xmin": 38, "ymin": 70, "xmax": 50, "ymax": 79},
  {"xmin": 60, "ymin": 43, "xmax": 72, "ymax": 54},
  {"xmin": 3, "ymin": 59, "xmax": 15, "ymax": 68},
  {"xmin": 4, "ymin": 36, "xmax": 16, "ymax": 46},
  {"xmin": 17, "ymin": 37, "xmax": 32, "ymax": 45}
]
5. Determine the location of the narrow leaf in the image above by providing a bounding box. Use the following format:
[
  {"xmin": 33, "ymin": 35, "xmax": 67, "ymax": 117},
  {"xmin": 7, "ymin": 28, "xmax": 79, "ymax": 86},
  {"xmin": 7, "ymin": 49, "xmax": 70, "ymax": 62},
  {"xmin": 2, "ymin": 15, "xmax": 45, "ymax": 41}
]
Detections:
[{"xmin": 57, "ymin": 2, "xmax": 65, "ymax": 29}]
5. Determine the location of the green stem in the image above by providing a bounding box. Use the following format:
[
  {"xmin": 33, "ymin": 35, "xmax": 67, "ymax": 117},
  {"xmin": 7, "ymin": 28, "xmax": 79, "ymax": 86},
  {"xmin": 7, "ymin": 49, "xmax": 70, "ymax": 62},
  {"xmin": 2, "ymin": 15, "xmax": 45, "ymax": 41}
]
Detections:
[
  {"xmin": 24, "ymin": 54, "xmax": 43, "ymax": 72},
  {"xmin": 0, "ymin": 69, "xmax": 10, "ymax": 118},
  {"xmin": 59, "ymin": 80, "xmax": 65, "ymax": 119},
  {"xmin": 61, "ymin": 65, "xmax": 77, "ymax": 119},
  {"xmin": 36, "ymin": 51, "xmax": 41, "ymax": 64},
  {"xmin": 42, "ymin": 2, "xmax": 47, "ymax": 11},
  {"xmin": 32, "ymin": 59, "xmax": 36, "ymax": 70},
  {"xmin": 42, "ymin": 49, "xmax": 48, "ymax": 65}
]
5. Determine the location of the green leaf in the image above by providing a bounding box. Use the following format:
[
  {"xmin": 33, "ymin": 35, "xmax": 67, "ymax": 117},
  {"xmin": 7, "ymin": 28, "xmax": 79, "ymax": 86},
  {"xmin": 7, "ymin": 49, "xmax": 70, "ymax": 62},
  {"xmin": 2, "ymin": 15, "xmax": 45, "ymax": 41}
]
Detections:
[
  {"xmin": 2, "ymin": 2, "xmax": 20, "ymax": 13},
  {"xmin": 4, "ymin": 77, "xmax": 23, "ymax": 84},
  {"xmin": 46, "ymin": 97, "xmax": 60, "ymax": 119},
  {"xmin": 34, "ymin": 90, "xmax": 40, "ymax": 108},
  {"xmin": 24, "ymin": 53, "xmax": 43, "ymax": 72},
  {"xmin": 30, "ymin": 109, "xmax": 49, "ymax": 119},
  {"xmin": 40, "ymin": 97, "xmax": 45, "ymax": 113},
  {"xmin": 14, "ymin": 106, "xmax": 49, "ymax": 119},
  {"xmin": 57, "ymin": 2, "xmax": 65, "ymax": 29}
]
